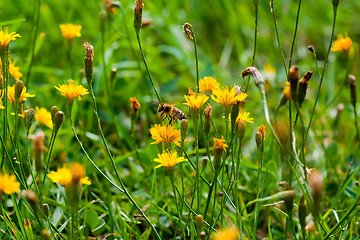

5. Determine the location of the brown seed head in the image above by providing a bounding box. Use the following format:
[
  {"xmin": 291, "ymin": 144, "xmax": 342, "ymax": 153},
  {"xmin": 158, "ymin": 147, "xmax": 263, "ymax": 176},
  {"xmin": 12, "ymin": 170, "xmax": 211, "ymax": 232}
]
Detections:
[
  {"xmin": 183, "ymin": 23, "xmax": 193, "ymax": 40},
  {"xmin": 348, "ymin": 74, "xmax": 356, "ymax": 106}
]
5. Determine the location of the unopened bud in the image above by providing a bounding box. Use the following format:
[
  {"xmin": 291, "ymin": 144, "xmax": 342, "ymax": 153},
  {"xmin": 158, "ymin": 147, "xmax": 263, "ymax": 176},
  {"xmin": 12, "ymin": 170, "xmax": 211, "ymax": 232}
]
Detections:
[
  {"xmin": 203, "ymin": 104, "xmax": 212, "ymax": 136},
  {"xmin": 0, "ymin": 74, "xmax": 3, "ymax": 89},
  {"xmin": 242, "ymin": 67, "xmax": 265, "ymax": 93},
  {"xmin": 213, "ymin": 137, "xmax": 228, "ymax": 171},
  {"xmin": 236, "ymin": 120, "xmax": 246, "ymax": 142},
  {"xmin": 288, "ymin": 66, "xmax": 299, "ymax": 102},
  {"xmin": 194, "ymin": 215, "xmax": 204, "ymax": 231},
  {"xmin": 84, "ymin": 42, "xmax": 94, "ymax": 85},
  {"xmin": 200, "ymin": 231, "xmax": 206, "ymax": 240},
  {"xmin": 309, "ymin": 171, "xmax": 322, "ymax": 221},
  {"xmin": 180, "ymin": 119, "xmax": 188, "ymax": 143},
  {"xmin": 201, "ymin": 158, "xmax": 208, "ymax": 170},
  {"xmin": 183, "ymin": 23, "xmax": 193, "ymax": 40},
  {"xmin": 255, "ymin": 132, "xmax": 263, "ymax": 150},
  {"xmin": 231, "ymin": 102, "xmax": 240, "ymax": 128},
  {"xmin": 42, "ymin": 204, "xmax": 50, "ymax": 216},
  {"xmin": 349, "ymin": 75, "xmax": 357, "ymax": 106},
  {"xmin": 332, "ymin": 0, "xmax": 339, "ymax": 8},
  {"xmin": 29, "ymin": 131, "xmax": 45, "ymax": 172},
  {"xmin": 298, "ymin": 71, "xmax": 314, "ymax": 107},
  {"xmin": 24, "ymin": 190, "xmax": 38, "ymax": 213},
  {"xmin": 51, "ymin": 106, "xmax": 58, "ymax": 123},
  {"xmin": 15, "ymin": 80, "xmax": 24, "ymax": 104},
  {"xmin": 298, "ymin": 195, "xmax": 306, "ymax": 232},
  {"xmin": 133, "ymin": 0, "xmax": 144, "ymax": 34},
  {"xmin": 110, "ymin": 68, "xmax": 117, "ymax": 82},
  {"xmin": 24, "ymin": 108, "xmax": 36, "ymax": 131},
  {"xmin": 40, "ymin": 229, "xmax": 51, "ymax": 240},
  {"xmin": 54, "ymin": 111, "xmax": 64, "ymax": 134},
  {"xmin": 308, "ymin": 46, "xmax": 314, "ymax": 53}
]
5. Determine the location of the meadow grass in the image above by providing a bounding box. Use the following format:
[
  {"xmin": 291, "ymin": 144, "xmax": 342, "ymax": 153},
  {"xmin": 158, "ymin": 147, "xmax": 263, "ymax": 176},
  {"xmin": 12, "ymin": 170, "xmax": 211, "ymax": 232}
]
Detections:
[{"xmin": 0, "ymin": 0, "xmax": 360, "ymax": 239}]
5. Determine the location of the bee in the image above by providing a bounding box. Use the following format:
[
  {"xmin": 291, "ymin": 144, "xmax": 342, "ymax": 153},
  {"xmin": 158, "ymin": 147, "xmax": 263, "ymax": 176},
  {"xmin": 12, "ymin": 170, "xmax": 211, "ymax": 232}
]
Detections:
[{"xmin": 158, "ymin": 103, "xmax": 186, "ymax": 125}]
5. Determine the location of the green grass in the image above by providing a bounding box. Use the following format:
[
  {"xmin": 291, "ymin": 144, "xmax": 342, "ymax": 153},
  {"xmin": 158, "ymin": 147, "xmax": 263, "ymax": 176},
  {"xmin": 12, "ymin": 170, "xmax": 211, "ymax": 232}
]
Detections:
[{"xmin": 0, "ymin": 0, "xmax": 360, "ymax": 239}]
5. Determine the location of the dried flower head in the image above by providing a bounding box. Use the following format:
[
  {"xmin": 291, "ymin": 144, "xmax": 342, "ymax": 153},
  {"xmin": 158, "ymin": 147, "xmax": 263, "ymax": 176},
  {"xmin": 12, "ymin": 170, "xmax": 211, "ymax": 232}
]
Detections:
[
  {"xmin": 0, "ymin": 27, "xmax": 21, "ymax": 49},
  {"xmin": 199, "ymin": 77, "xmax": 220, "ymax": 94},
  {"xmin": 59, "ymin": 24, "xmax": 82, "ymax": 42},
  {"xmin": 83, "ymin": 42, "xmax": 94, "ymax": 83},
  {"xmin": 47, "ymin": 163, "xmax": 91, "ymax": 186},
  {"xmin": 150, "ymin": 124, "xmax": 181, "ymax": 147},
  {"xmin": 153, "ymin": 150, "xmax": 187, "ymax": 169},
  {"xmin": 35, "ymin": 107, "xmax": 53, "ymax": 129},
  {"xmin": 331, "ymin": 34, "xmax": 352, "ymax": 52},
  {"xmin": 130, "ymin": 97, "xmax": 141, "ymax": 114},
  {"xmin": 211, "ymin": 86, "xmax": 248, "ymax": 109},
  {"xmin": 183, "ymin": 23, "xmax": 194, "ymax": 40},
  {"xmin": 0, "ymin": 173, "xmax": 20, "ymax": 194},
  {"xmin": 55, "ymin": 80, "xmax": 89, "ymax": 102}
]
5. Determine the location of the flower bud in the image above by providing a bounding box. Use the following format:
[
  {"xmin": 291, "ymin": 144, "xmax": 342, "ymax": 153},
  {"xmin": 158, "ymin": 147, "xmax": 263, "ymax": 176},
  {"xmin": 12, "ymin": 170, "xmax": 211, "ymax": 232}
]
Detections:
[
  {"xmin": 255, "ymin": 132, "xmax": 263, "ymax": 150},
  {"xmin": 288, "ymin": 66, "xmax": 299, "ymax": 102},
  {"xmin": 40, "ymin": 229, "xmax": 51, "ymax": 240},
  {"xmin": 54, "ymin": 111, "xmax": 64, "ymax": 134},
  {"xmin": 236, "ymin": 120, "xmax": 246, "ymax": 142},
  {"xmin": 51, "ymin": 106, "xmax": 58, "ymax": 123},
  {"xmin": 24, "ymin": 190, "xmax": 38, "ymax": 214},
  {"xmin": 42, "ymin": 203, "xmax": 50, "ymax": 216},
  {"xmin": 200, "ymin": 231, "xmax": 206, "ymax": 240},
  {"xmin": 349, "ymin": 74, "xmax": 356, "ymax": 106},
  {"xmin": 110, "ymin": 68, "xmax": 117, "ymax": 82},
  {"xmin": 0, "ymin": 73, "xmax": 3, "ymax": 89},
  {"xmin": 201, "ymin": 158, "xmax": 208, "ymax": 171},
  {"xmin": 213, "ymin": 137, "xmax": 228, "ymax": 172},
  {"xmin": 298, "ymin": 195, "xmax": 306, "ymax": 233},
  {"xmin": 15, "ymin": 80, "xmax": 24, "ymax": 105},
  {"xmin": 308, "ymin": 45, "xmax": 314, "ymax": 53},
  {"xmin": 231, "ymin": 102, "xmax": 240, "ymax": 129},
  {"xmin": 298, "ymin": 71, "xmax": 314, "ymax": 108},
  {"xmin": 309, "ymin": 170, "xmax": 322, "ymax": 221},
  {"xmin": 332, "ymin": 0, "xmax": 339, "ymax": 8},
  {"xmin": 133, "ymin": 0, "xmax": 144, "ymax": 34},
  {"xmin": 29, "ymin": 131, "xmax": 45, "ymax": 172},
  {"xmin": 84, "ymin": 42, "xmax": 94, "ymax": 85},
  {"xmin": 203, "ymin": 103, "xmax": 212, "ymax": 136},
  {"xmin": 194, "ymin": 214, "xmax": 204, "ymax": 232},
  {"xmin": 24, "ymin": 108, "xmax": 36, "ymax": 132},
  {"xmin": 183, "ymin": 23, "xmax": 194, "ymax": 40},
  {"xmin": 130, "ymin": 97, "xmax": 141, "ymax": 115},
  {"xmin": 180, "ymin": 119, "xmax": 188, "ymax": 143}
]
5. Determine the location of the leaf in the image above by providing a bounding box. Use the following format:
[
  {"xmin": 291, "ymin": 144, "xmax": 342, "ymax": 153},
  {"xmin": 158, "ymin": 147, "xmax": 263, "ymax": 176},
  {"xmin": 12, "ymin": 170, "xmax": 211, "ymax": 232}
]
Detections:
[{"xmin": 85, "ymin": 209, "xmax": 99, "ymax": 230}]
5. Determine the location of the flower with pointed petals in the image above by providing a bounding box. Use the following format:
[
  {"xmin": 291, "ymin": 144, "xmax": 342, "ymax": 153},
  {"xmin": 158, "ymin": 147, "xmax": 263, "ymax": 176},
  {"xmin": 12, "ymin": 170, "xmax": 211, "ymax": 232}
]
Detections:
[
  {"xmin": 150, "ymin": 124, "xmax": 181, "ymax": 147},
  {"xmin": 257, "ymin": 124, "xmax": 266, "ymax": 141},
  {"xmin": 235, "ymin": 111, "xmax": 253, "ymax": 124},
  {"xmin": 8, "ymin": 85, "xmax": 35, "ymax": 104},
  {"xmin": 199, "ymin": 77, "xmax": 220, "ymax": 94},
  {"xmin": 184, "ymin": 88, "xmax": 209, "ymax": 113},
  {"xmin": 59, "ymin": 24, "xmax": 82, "ymax": 42},
  {"xmin": 0, "ymin": 173, "xmax": 20, "ymax": 195},
  {"xmin": 55, "ymin": 80, "xmax": 89, "ymax": 102},
  {"xmin": 331, "ymin": 34, "xmax": 352, "ymax": 52},
  {"xmin": 0, "ymin": 27, "xmax": 21, "ymax": 49},
  {"xmin": 35, "ymin": 107, "xmax": 53, "ymax": 129},
  {"xmin": 211, "ymin": 86, "xmax": 247, "ymax": 109},
  {"xmin": 8, "ymin": 59, "xmax": 23, "ymax": 80},
  {"xmin": 47, "ymin": 163, "xmax": 91, "ymax": 186},
  {"xmin": 154, "ymin": 150, "xmax": 187, "ymax": 169}
]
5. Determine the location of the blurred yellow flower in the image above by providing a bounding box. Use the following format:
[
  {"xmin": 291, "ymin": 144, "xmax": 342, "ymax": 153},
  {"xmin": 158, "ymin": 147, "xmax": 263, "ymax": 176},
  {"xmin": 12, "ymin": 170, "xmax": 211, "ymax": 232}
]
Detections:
[
  {"xmin": 331, "ymin": 34, "xmax": 352, "ymax": 52},
  {"xmin": 55, "ymin": 80, "xmax": 89, "ymax": 102},
  {"xmin": 150, "ymin": 124, "xmax": 181, "ymax": 147},
  {"xmin": 59, "ymin": 24, "xmax": 82, "ymax": 41},
  {"xmin": 0, "ymin": 173, "xmax": 20, "ymax": 194},
  {"xmin": 8, "ymin": 59, "xmax": 23, "ymax": 80},
  {"xmin": 212, "ymin": 226, "xmax": 239, "ymax": 240},
  {"xmin": 214, "ymin": 137, "xmax": 228, "ymax": 152},
  {"xmin": 153, "ymin": 150, "xmax": 187, "ymax": 169},
  {"xmin": 0, "ymin": 27, "xmax": 21, "ymax": 48},
  {"xmin": 199, "ymin": 77, "xmax": 220, "ymax": 94},
  {"xmin": 211, "ymin": 86, "xmax": 248, "ymax": 108},
  {"xmin": 283, "ymin": 81, "xmax": 292, "ymax": 100},
  {"xmin": 35, "ymin": 107, "xmax": 53, "ymax": 129},
  {"xmin": 235, "ymin": 111, "xmax": 253, "ymax": 124},
  {"xmin": 8, "ymin": 85, "xmax": 35, "ymax": 104},
  {"xmin": 0, "ymin": 90, "xmax": 4, "ymax": 109},
  {"xmin": 130, "ymin": 97, "xmax": 141, "ymax": 114},
  {"xmin": 184, "ymin": 88, "xmax": 209, "ymax": 112},
  {"xmin": 47, "ymin": 163, "xmax": 91, "ymax": 186}
]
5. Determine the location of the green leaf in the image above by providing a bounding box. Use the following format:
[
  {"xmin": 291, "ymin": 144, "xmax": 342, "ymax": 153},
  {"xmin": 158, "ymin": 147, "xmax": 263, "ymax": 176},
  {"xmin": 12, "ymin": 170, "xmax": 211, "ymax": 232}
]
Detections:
[{"xmin": 85, "ymin": 209, "xmax": 99, "ymax": 230}]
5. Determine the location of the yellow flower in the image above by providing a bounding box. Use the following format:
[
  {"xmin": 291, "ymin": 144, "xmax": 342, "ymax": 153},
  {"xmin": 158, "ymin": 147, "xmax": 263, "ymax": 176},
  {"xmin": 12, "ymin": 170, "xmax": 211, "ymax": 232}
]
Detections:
[
  {"xmin": 8, "ymin": 85, "xmax": 35, "ymax": 104},
  {"xmin": 150, "ymin": 124, "xmax": 181, "ymax": 147},
  {"xmin": 331, "ymin": 34, "xmax": 352, "ymax": 52},
  {"xmin": 0, "ymin": 173, "xmax": 20, "ymax": 194},
  {"xmin": 55, "ymin": 80, "xmax": 89, "ymax": 102},
  {"xmin": 184, "ymin": 88, "xmax": 209, "ymax": 112},
  {"xmin": 8, "ymin": 59, "xmax": 23, "ymax": 80},
  {"xmin": 214, "ymin": 137, "xmax": 228, "ymax": 152},
  {"xmin": 258, "ymin": 124, "xmax": 266, "ymax": 141},
  {"xmin": 283, "ymin": 81, "xmax": 292, "ymax": 100},
  {"xmin": 47, "ymin": 163, "xmax": 91, "ymax": 186},
  {"xmin": 211, "ymin": 86, "xmax": 248, "ymax": 108},
  {"xmin": 59, "ymin": 24, "xmax": 82, "ymax": 41},
  {"xmin": 235, "ymin": 111, "xmax": 254, "ymax": 124},
  {"xmin": 35, "ymin": 107, "xmax": 53, "ymax": 129},
  {"xmin": 154, "ymin": 150, "xmax": 187, "ymax": 169},
  {"xmin": 199, "ymin": 77, "xmax": 220, "ymax": 94},
  {"xmin": 212, "ymin": 226, "xmax": 239, "ymax": 240},
  {"xmin": 0, "ymin": 27, "xmax": 21, "ymax": 48}
]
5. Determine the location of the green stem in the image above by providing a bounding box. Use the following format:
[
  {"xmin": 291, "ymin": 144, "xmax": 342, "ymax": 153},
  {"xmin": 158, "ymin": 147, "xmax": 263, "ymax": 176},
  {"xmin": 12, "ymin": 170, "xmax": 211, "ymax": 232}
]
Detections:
[
  {"xmin": 253, "ymin": 145, "xmax": 263, "ymax": 235},
  {"xmin": 288, "ymin": 0, "xmax": 302, "ymax": 69},
  {"xmin": 192, "ymin": 31, "xmax": 199, "ymax": 93},
  {"xmin": 1, "ymin": 50, "xmax": 9, "ymax": 169},
  {"xmin": 194, "ymin": 116, "xmax": 200, "ymax": 212}
]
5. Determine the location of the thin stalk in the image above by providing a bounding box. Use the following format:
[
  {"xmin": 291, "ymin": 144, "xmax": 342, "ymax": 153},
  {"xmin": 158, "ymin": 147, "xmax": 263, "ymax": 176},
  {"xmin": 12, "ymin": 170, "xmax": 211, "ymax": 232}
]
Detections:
[
  {"xmin": 192, "ymin": 31, "xmax": 199, "ymax": 93},
  {"xmin": 25, "ymin": 0, "xmax": 41, "ymax": 86},
  {"xmin": 194, "ymin": 116, "xmax": 200, "ymax": 212},
  {"xmin": 304, "ymin": 5, "xmax": 338, "ymax": 142},
  {"xmin": 1, "ymin": 51, "xmax": 9, "ymax": 169},
  {"xmin": 253, "ymin": 145, "xmax": 263, "ymax": 235},
  {"xmin": 170, "ymin": 173, "xmax": 180, "ymax": 239},
  {"xmin": 39, "ymin": 130, "xmax": 56, "ymax": 200},
  {"xmin": 135, "ymin": 33, "xmax": 162, "ymax": 103},
  {"xmin": 288, "ymin": 0, "xmax": 302, "ymax": 69},
  {"xmin": 352, "ymin": 103, "xmax": 360, "ymax": 141}
]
